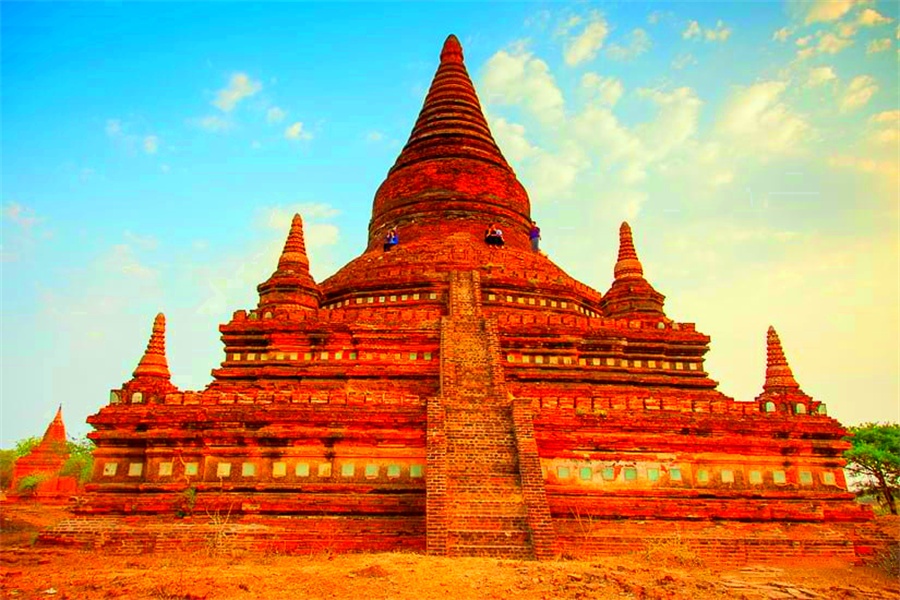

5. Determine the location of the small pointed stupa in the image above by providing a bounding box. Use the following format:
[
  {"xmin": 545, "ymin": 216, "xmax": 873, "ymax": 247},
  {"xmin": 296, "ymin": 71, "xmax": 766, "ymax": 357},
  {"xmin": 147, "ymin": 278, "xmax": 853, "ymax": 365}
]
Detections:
[
  {"xmin": 599, "ymin": 222, "xmax": 666, "ymax": 319},
  {"xmin": 763, "ymin": 326, "xmax": 802, "ymax": 392},
  {"xmin": 258, "ymin": 213, "xmax": 321, "ymax": 310},
  {"xmin": 133, "ymin": 313, "xmax": 171, "ymax": 379},
  {"xmin": 10, "ymin": 406, "xmax": 70, "ymax": 491},
  {"xmin": 124, "ymin": 313, "xmax": 179, "ymax": 397}
]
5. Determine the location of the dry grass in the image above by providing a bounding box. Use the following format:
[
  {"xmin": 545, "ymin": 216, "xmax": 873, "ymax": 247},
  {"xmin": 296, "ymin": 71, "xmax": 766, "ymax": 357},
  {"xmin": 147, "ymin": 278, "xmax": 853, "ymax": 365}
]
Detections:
[{"xmin": 1, "ymin": 503, "xmax": 897, "ymax": 600}]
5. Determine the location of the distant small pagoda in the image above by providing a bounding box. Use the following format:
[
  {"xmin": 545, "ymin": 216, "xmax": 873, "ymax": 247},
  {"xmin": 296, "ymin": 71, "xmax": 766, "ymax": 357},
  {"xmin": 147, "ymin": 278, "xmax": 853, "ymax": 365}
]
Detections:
[
  {"xmin": 54, "ymin": 35, "xmax": 875, "ymax": 563},
  {"xmin": 11, "ymin": 407, "xmax": 77, "ymax": 498}
]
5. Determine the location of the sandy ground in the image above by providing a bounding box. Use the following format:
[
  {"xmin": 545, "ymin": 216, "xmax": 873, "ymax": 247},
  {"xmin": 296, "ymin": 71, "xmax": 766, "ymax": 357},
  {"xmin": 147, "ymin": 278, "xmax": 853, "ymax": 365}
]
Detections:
[{"xmin": 1, "ymin": 503, "xmax": 897, "ymax": 600}]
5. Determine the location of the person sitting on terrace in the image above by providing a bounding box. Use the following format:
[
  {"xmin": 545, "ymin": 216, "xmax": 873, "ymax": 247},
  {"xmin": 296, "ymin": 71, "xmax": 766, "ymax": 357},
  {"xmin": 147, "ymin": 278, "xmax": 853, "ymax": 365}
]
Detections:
[
  {"xmin": 484, "ymin": 223, "xmax": 504, "ymax": 247},
  {"xmin": 383, "ymin": 227, "xmax": 398, "ymax": 252}
]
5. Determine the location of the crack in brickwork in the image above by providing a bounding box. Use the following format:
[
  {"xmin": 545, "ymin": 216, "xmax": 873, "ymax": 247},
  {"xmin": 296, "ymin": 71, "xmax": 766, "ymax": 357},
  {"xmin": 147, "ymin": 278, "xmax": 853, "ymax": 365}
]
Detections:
[{"xmin": 430, "ymin": 270, "xmax": 555, "ymax": 559}]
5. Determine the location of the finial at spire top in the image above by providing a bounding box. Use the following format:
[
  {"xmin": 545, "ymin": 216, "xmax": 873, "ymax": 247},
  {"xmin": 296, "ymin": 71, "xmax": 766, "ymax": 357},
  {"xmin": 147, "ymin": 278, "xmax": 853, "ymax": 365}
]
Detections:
[
  {"xmin": 764, "ymin": 326, "xmax": 800, "ymax": 391},
  {"xmin": 614, "ymin": 221, "xmax": 644, "ymax": 280},
  {"xmin": 441, "ymin": 34, "xmax": 464, "ymax": 64}
]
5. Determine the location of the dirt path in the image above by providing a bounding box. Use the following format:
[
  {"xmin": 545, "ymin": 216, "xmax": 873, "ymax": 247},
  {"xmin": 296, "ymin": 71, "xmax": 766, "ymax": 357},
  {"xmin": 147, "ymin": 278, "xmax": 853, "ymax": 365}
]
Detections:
[{"xmin": 1, "ymin": 503, "xmax": 896, "ymax": 600}]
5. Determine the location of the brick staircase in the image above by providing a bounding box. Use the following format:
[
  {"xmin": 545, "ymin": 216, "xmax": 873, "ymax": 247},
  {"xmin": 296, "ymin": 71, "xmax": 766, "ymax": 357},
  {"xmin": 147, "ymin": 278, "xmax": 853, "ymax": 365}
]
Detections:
[{"xmin": 427, "ymin": 270, "xmax": 555, "ymax": 559}]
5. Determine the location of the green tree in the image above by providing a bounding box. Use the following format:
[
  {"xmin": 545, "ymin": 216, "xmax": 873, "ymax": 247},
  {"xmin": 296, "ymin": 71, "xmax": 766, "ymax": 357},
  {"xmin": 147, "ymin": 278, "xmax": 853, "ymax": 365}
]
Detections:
[
  {"xmin": 844, "ymin": 423, "xmax": 900, "ymax": 515},
  {"xmin": 0, "ymin": 437, "xmax": 43, "ymax": 490},
  {"xmin": 14, "ymin": 436, "xmax": 41, "ymax": 457},
  {"xmin": 60, "ymin": 437, "xmax": 95, "ymax": 484}
]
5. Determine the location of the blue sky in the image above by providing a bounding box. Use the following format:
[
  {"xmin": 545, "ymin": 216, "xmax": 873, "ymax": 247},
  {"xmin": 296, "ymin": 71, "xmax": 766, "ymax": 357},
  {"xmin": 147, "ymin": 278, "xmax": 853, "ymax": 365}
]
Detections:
[{"xmin": 2, "ymin": 1, "xmax": 898, "ymax": 445}]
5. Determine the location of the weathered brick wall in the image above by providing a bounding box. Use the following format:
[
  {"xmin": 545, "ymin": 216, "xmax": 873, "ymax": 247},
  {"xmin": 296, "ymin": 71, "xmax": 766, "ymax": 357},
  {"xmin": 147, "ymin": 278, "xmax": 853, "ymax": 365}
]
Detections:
[
  {"xmin": 39, "ymin": 514, "xmax": 425, "ymax": 555},
  {"xmin": 552, "ymin": 518, "xmax": 896, "ymax": 567}
]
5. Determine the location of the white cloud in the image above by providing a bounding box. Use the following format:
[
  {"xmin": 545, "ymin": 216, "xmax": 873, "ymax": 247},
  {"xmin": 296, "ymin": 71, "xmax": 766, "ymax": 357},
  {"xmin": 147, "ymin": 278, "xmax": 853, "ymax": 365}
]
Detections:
[
  {"xmin": 807, "ymin": 66, "xmax": 838, "ymax": 86},
  {"xmin": 716, "ymin": 81, "xmax": 809, "ymax": 154},
  {"xmin": 683, "ymin": 19, "xmax": 731, "ymax": 42},
  {"xmin": 212, "ymin": 73, "xmax": 261, "ymax": 112},
  {"xmin": 491, "ymin": 118, "xmax": 538, "ymax": 162},
  {"xmin": 606, "ymin": 28, "xmax": 651, "ymax": 61},
  {"xmin": 796, "ymin": 35, "xmax": 813, "ymax": 47},
  {"xmin": 683, "ymin": 20, "xmax": 701, "ymax": 39},
  {"xmin": 870, "ymin": 110, "xmax": 900, "ymax": 144},
  {"xmin": 705, "ymin": 20, "xmax": 732, "ymax": 42},
  {"xmin": 481, "ymin": 45, "xmax": 565, "ymax": 125},
  {"xmin": 858, "ymin": 8, "xmax": 893, "ymax": 27},
  {"xmin": 840, "ymin": 75, "xmax": 878, "ymax": 111},
  {"xmin": 563, "ymin": 15, "xmax": 610, "ymax": 66},
  {"xmin": 773, "ymin": 27, "xmax": 795, "ymax": 42},
  {"xmin": 196, "ymin": 115, "xmax": 232, "ymax": 132},
  {"xmin": 366, "ymin": 131, "xmax": 384, "ymax": 142},
  {"xmin": 284, "ymin": 122, "xmax": 312, "ymax": 140},
  {"xmin": 797, "ymin": 32, "xmax": 853, "ymax": 59},
  {"xmin": 804, "ymin": 0, "xmax": 862, "ymax": 24},
  {"xmin": 143, "ymin": 135, "xmax": 158, "ymax": 154},
  {"xmin": 105, "ymin": 119, "xmax": 122, "ymax": 137},
  {"xmin": 818, "ymin": 32, "xmax": 853, "ymax": 53},
  {"xmin": 581, "ymin": 72, "xmax": 624, "ymax": 106},
  {"xmin": 266, "ymin": 106, "xmax": 286, "ymax": 123},
  {"xmin": 866, "ymin": 38, "xmax": 892, "ymax": 54},
  {"xmin": 636, "ymin": 87, "xmax": 703, "ymax": 161}
]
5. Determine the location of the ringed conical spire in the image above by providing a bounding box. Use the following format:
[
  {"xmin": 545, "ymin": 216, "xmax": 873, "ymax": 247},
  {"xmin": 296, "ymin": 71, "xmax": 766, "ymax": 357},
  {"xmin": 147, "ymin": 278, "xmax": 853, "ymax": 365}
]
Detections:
[
  {"xmin": 258, "ymin": 213, "xmax": 321, "ymax": 310},
  {"xmin": 763, "ymin": 326, "xmax": 801, "ymax": 391},
  {"xmin": 368, "ymin": 34, "xmax": 532, "ymax": 250},
  {"xmin": 599, "ymin": 222, "xmax": 666, "ymax": 319},
  {"xmin": 613, "ymin": 222, "xmax": 644, "ymax": 280},
  {"xmin": 133, "ymin": 313, "xmax": 172, "ymax": 379}
]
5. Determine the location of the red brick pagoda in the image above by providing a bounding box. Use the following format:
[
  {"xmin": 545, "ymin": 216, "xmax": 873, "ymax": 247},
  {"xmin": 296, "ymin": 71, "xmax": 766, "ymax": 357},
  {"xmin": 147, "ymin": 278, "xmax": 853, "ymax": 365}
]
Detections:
[
  {"xmin": 11, "ymin": 407, "xmax": 77, "ymax": 498},
  {"xmin": 53, "ymin": 35, "xmax": 875, "ymax": 562}
]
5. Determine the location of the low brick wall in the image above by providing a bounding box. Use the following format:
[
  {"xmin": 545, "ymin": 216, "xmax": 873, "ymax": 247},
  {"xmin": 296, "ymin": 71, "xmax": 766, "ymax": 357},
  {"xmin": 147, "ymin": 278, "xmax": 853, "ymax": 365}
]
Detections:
[{"xmin": 38, "ymin": 514, "xmax": 425, "ymax": 555}]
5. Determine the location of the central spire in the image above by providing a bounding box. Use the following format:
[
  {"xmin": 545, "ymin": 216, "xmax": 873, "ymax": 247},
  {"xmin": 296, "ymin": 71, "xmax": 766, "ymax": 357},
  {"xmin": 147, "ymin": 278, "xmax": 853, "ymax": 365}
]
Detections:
[{"xmin": 368, "ymin": 34, "xmax": 532, "ymax": 250}]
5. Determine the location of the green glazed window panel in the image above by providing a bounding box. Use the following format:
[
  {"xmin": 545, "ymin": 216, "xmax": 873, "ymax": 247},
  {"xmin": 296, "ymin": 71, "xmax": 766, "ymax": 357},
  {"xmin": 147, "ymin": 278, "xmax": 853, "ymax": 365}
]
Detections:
[
  {"xmin": 557, "ymin": 466, "xmax": 571, "ymax": 479},
  {"xmin": 669, "ymin": 467, "xmax": 682, "ymax": 481},
  {"xmin": 624, "ymin": 467, "xmax": 637, "ymax": 481},
  {"xmin": 365, "ymin": 464, "xmax": 379, "ymax": 478},
  {"xmin": 387, "ymin": 465, "xmax": 401, "ymax": 478},
  {"xmin": 647, "ymin": 468, "xmax": 659, "ymax": 482},
  {"xmin": 799, "ymin": 471, "xmax": 813, "ymax": 485},
  {"xmin": 822, "ymin": 471, "xmax": 835, "ymax": 485},
  {"xmin": 341, "ymin": 463, "xmax": 355, "ymax": 477},
  {"xmin": 749, "ymin": 470, "xmax": 762, "ymax": 484},
  {"xmin": 697, "ymin": 469, "xmax": 709, "ymax": 483},
  {"xmin": 773, "ymin": 470, "xmax": 786, "ymax": 484},
  {"xmin": 242, "ymin": 463, "xmax": 256, "ymax": 477},
  {"xmin": 184, "ymin": 463, "xmax": 198, "ymax": 476},
  {"xmin": 410, "ymin": 465, "xmax": 424, "ymax": 478},
  {"xmin": 296, "ymin": 463, "xmax": 310, "ymax": 477},
  {"xmin": 579, "ymin": 467, "xmax": 592, "ymax": 481},
  {"xmin": 602, "ymin": 467, "xmax": 615, "ymax": 481}
]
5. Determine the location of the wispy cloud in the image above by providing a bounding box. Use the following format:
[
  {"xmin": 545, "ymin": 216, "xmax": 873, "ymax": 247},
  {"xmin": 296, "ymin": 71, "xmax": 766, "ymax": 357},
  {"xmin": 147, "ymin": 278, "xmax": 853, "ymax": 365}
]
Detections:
[
  {"xmin": 2, "ymin": 201, "xmax": 42, "ymax": 230},
  {"xmin": 563, "ymin": 13, "xmax": 609, "ymax": 66},
  {"xmin": 606, "ymin": 28, "xmax": 651, "ymax": 61},
  {"xmin": 195, "ymin": 115, "xmax": 232, "ymax": 132},
  {"xmin": 482, "ymin": 42, "xmax": 565, "ymax": 125},
  {"xmin": 266, "ymin": 106, "xmax": 286, "ymax": 123},
  {"xmin": 284, "ymin": 122, "xmax": 312, "ymax": 141},
  {"xmin": 212, "ymin": 73, "xmax": 261, "ymax": 112},
  {"xmin": 866, "ymin": 38, "xmax": 892, "ymax": 54},
  {"xmin": 683, "ymin": 19, "xmax": 732, "ymax": 42},
  {"xmin": 840, "ymin": 75, "xmax": 878, "ymax": 111},
  {"xmin": 143, "ymin": 135, "xmax": 159, "ymax": 154},
  {"xmin": 803, "ymin": 0, "xmax": 863, "ymax": 25}
]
